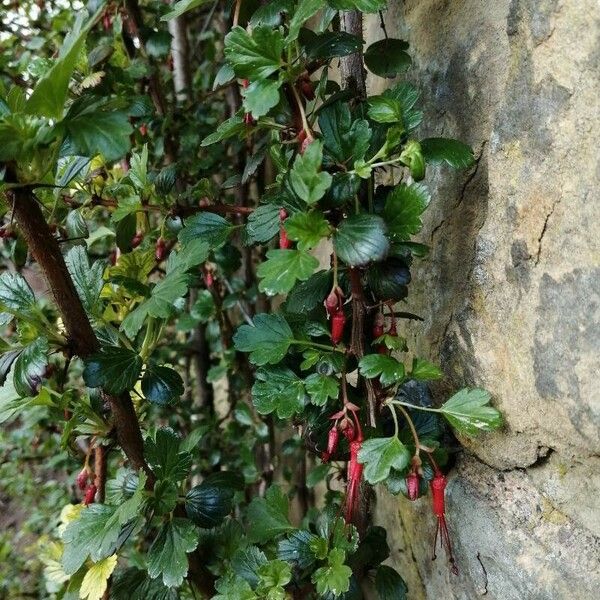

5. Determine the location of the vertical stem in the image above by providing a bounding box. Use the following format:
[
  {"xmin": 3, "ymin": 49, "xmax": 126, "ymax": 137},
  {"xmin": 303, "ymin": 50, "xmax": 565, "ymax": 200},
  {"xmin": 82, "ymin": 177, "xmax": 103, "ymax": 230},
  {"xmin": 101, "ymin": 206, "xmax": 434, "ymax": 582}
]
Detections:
[
  {"xmin": 339, "ymin": 11, "xmax": 367, "ymax": 98},
  {"xmin": 94, "ymin": 445, "xmax": 107, "ymax": 503},
  {"xmin": 168, "ymin": 3, "xmax": 192, "ymax": 102}
]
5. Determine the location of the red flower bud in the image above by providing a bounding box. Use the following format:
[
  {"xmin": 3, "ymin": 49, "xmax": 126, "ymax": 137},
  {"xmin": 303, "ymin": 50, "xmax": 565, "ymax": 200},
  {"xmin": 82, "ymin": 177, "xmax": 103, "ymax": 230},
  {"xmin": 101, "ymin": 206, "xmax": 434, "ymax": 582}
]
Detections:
[
  {"xmin": 406, "ymin": 470, "xmax": 420, "ymax": 501},
  {"xmin": 204, "ymin": 269, "xmax": 214, "ymax": 288},
  {"xmin": 373, "ymin": 313, "xmax": 385, "ymax": 338},
  {"xmin": 83, "ymin": 483, "xmax": 97, "ymax": 505},
  {"xmin": 242, "ymin": 79, "xmax": 250, "ymax": 89},
  {"xmin": 76, "ymin": 468, "xmax": 90, "ymax": 491},
  {"xmin": 131, "ymin": 231, "xmax": 144, "ymax": 248},
  {"xmin": 300, "ymin": 133, "xmax": 313, "ymax": 155},
  {"xmin": 321, "ymin": 424, "xmax": 340, "ymax": 463},
  {"xmin": 244, "ymin": 112, "xmax": 255, "ymax": 126},
  {"xmin": 279, "ymin": 227, "xmax": 291, "ymax": 249},
  {"xmin": 139, "ymin": 123, "xmax": 148, "ymax": 136},
  {"xmin": 324, "ymin": 291, "xmax": 339, "ymax": 316},
  {"xmin": 155, "ymin": 237, "xmax": 166, "ymax": 262},
  {"xmin": 330, "ymin": 310, "xmax": 346, "ymax": 345},
  {"xmin": 279, "ymin": 208, "xmax": 288, "ymax": 221},
  {"xmin": 299, "ymin": 78, "xmax": 315, "ymax": 101}
]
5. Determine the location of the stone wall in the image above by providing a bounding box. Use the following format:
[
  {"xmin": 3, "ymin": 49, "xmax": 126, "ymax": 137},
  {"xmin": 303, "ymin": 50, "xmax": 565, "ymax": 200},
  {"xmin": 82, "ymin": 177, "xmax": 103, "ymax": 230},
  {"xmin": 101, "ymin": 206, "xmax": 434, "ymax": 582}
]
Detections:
[{"xmin": 364, "ymin": 1, "xmax": 600, "ymax": 598}]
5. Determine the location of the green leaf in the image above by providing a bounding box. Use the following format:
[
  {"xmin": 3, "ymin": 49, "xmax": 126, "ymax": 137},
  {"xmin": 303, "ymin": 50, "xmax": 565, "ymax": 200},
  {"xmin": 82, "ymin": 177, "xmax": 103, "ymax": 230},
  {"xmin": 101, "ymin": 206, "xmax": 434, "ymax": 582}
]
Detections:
[
  {"xmin": 288, "ymin": 0, "xmax": 324, "ymax": 42},
  {"xmin": 284, "ymin": 269, "xmax": 332, "ymax": 313},
  {"xmin": 65, "ymin": 108, "xmax": 133, "ymax": 162},
  {"xmin": 289, "ymin": 140, "xmax": 333, "ymax": 204},
  {"xmin": 242, "ymin": 79, "xmax": 281, "ymax": 118},
  {"xmin": 256, "ymin": 559, "xmax": 292, "ymax": 597},
  {"xmin": 121, "ymin": 269, "xmax": 192, "ymax": 338},
  {"xmin": 306, "ymin": 463, "xmax": 330, "ymax": 487},
  {"xmin": 383, "ymin": 82, "xmax": 422, "ymax": 130},
  {"xmin": 304, "ymin": 31, "xmax": 362, "ymax": 59},
  {"xmin": 327, "ymin": 0, "xmax": 386, "ymax": 11},
  {"xmin": 147, "ymin": 518, "xmax": 199, "ymax": 588},
  {"xmin": 439, "ymin": 388, "xmax": 502, "ymax": 436},
  {"xmin": 145, "ymin": 428, "xmax": 192, "ymax": 483},
  {"xmin": 162, "ymin": 0, "xmax": 212, "ymax": 21},
  {"xmin": 399, "ymin": 140, "xmax": 426, "ymax": 181},
  {"xmin": 65, "ymin": 245, "xmax": 104, "ymax": 315},
  {"xmin": 79, "ymin": 554, "xmax": 118, "ymax": 600},
  {"xmin": 410, "ymin": 358, "xmax": 443, "ymax": 381},
  {"xmin": 179, "ymin": 213, "xmax": 233, "ymax": 249},
  {"xmin": 224, "ymin": 26, "xmax": 284, "ymax": 79},
  {"xmin": 257, "ymin": 249, "xmax": 319, "ymax": 296},
  {"xmin": 111, "ymin": 568, "xmax": 178, "ymax": 600},
  {"xmin": 366, "ymin": 257, "xmax": 411, "ymax": 301},
  {"xmin": 278, "ymin": 530, "xmax": 319, "ymax": 569},
  {"xmin": 420, "ymin": 137, "xmax": 475, "ymax": 169},
  {"xmin": 141, "ymin": 365, "xmax": 184, "ymax": 405},
  {"xmin": 284, "ymin": 212, "xmax": 330, "ymax": 250},
  {"xmin": 305, "ymin": 373, "xmax": 338, "ymax": 406},
  {"xmin": 61, "ymin": 505, "xmax": 121, "ymax": 575},
  {"xmin": 245, "ymin": 203, "xmax": 281, "ymax": 244},
  {"xmin": 0, "ymin": 349, "xmax": 22, "ymax": 388},
  {"xmin": 312, "ymin": 548, "xmax": 352, "ymax": 596},
  {"xmin": 233, "ymin": 313, "xmax": 293, "ymax": 365},
  {"xmin": 185, "ymin": 476, "xmax": 235, "ymax": 528},
  {"xmin": 252, "ymin": 366, "xmax": 306, "ymax": 418},
  {"xmin": 383, "ymin": 182, "xmax": 431, "ymax": 241},
  {"xmin": 246, "ymin": 486, "xmax": 293, "ymax": 543},
  {"xmin": 13, "ymin": 337, "xmax": 48, "ymax": 397},
  {"xmin": 357, "ymin": 437, "xmax": 411, "ymax": 484},
  {"xmin": 169, "ymin": 239, "xmax": 210, "ymax": 272},
  {"xmin": 359, "ymin": 354, "xmax": 405, "ymax": 387},
  {"xmin": 201, "ymin": 115, "xmax": 246, "ymax": 146},
  {"xmin": 83, "ymin": 346, "xmax": 143, "ymax": 395},
  {"xmin": 375, "ymin": 565, "xmax": 408, "ymax": 600},
  {"xmin": 232, "ymin": 545, "xmax": 268, "ymax": 587},
  {"xmin": 365, "ymin": 38, "xmax": 411, "ymax": 78},
  {"xmin": 0, "ymin": 271, "xmax": 36, "ymax": 321},
  {"xmin": 25, "ymin": 12, "xmax": 98, "ymax": 119},
  {"xmin": 367, "ymin": 96, "xmax": 404, "ymax": 123},
  {"xmin": 318, "ymin": 103, "xmax": 371, "ymax": 165},
  {"xmin": 191, "ymin": 290, "xmax": 215, "ymax": 322},
  {"xmin": 213, "ymin": 573, "xmax": 258, "ymax": 600},
  {"xmin": 333, "ymin": 214, "xmax": 389, "ymax": 266}
]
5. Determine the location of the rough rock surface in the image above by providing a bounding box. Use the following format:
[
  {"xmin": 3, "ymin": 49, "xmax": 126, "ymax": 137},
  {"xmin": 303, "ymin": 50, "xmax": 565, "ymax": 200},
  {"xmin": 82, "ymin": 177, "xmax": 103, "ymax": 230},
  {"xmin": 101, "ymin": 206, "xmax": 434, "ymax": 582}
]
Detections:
[{"xmin": 365, "ymin": 1, "xmax": 600, "ymax": 597}]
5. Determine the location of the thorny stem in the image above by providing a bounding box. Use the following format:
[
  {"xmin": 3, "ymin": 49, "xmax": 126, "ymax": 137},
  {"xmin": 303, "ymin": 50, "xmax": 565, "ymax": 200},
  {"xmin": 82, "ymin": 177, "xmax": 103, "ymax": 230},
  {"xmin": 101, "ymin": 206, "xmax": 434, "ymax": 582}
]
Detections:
[{"xmin": 290, "ymin": 83, "xmax": 311, "ymax": 135}]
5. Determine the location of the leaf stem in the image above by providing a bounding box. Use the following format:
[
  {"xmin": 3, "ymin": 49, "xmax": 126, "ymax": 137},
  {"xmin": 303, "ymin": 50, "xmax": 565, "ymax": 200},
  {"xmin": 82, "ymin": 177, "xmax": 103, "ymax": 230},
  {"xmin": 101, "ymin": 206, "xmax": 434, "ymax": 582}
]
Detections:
[
  {"xmin": 390, "ymin": 399, "xmax": 438, "ymax": 414},
  {"xmin": 289, "ymin": 339, "xmax": 342, "ymax": 353}
]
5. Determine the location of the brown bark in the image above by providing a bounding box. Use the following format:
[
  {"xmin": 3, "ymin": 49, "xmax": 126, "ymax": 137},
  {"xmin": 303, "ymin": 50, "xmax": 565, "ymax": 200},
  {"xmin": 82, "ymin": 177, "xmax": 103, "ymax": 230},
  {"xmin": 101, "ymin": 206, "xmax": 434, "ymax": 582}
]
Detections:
[
  {"xmin": 340, "ymin": 11, "xmax": 367, "ymax": 98},
  {"xmin": 11, "ymin": 189, "xmax": 151, "ymax": 478}
]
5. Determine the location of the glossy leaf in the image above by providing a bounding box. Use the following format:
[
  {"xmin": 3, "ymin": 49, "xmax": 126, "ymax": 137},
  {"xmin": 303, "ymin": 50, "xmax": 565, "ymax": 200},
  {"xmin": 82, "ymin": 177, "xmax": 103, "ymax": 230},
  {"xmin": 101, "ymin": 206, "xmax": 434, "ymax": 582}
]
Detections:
[
  {"xmin": 257, "ymin": 249, "xmax": 319, "ymax": 296},
  {"xmin": 224, "ymin": 26, "xmax": 284, "ymax": 79},
  {"xmin": 141, "ymin": 365, "xmax": 184, "ymax": 405},
  {"xmin": 246, "ymin": 486, "xmax": 293, "ymax": 543},
  {"xmin": 383, "ymin": 182, "xmax": 431, "ymax": 241},
  {"xmin": 359, "ymin": 354, "xmax": 405, "ymax": 387},
  {"xmin": 410, "ymin": 358, "xmax": 443, "ymax": 381},
  {"xmin": 13, "ymin": 337, "xmax": 48, "ymax": 397},
  {"xmin": 284, "ymin": 212, "xmax": 330, "ymax": 250},
  {"xmin": 439, "ymin": 388, "xmax": 502, "ymax": 436},
  {"xmin": 179, "ymin": 213, "xmax": 233, "ymax": 248},
  {"xmin": 305, "ymin": 373, "xmax": 339, "ymax": 406},
  {"xmin": 144, "ymin": 428, "xmax": 192, "ymax": 482},
  {"xmin": 365, "ymin": 38, "xmax": 411, "ymax": 78},
  {"xmin": 252, "ymin": 366, "xmax": 306, "ymax": 418},
  {"xmin": 333, "ymin": 214, "xmax": 389, "ymax": 266},
  {"xmin": 420, "ymin": 137, "xmax": 475, "ymax": 169},
  {"xmin": 83, "ymin": 346, "xmax": 143, "ymax": 395},
  {"xmin": 311, "ymin": 548, "xmax": 352, "ymax": 596},
  {"xmin": 233, "ymin": 313, "xmax": 294, "ymax": 365},
  {"xmin": 357, "ymin": 437, "xmax": 411, "ymax": 484},
  {"xmin": 289, "ymin": 140, "xmax": 333, "ymax": 204},
  {"xmin": 65, "ymin": 245, "xmax": 104, "ymax": 315}
]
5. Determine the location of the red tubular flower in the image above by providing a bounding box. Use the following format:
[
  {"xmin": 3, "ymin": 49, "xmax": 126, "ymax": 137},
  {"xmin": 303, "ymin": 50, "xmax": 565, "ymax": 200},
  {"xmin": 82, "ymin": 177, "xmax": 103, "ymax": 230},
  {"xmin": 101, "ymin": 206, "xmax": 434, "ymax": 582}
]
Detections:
[
  {"xmin": 430, "ymin": 470, "xmax": 459, "ymax": 575},
  {"xmin": 83, "ymin": 483, "xmax": 97, "ymax": 506},
  {"xmin": 330, "ymin": 311, "xmax": 346, "ymax": 344}
]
